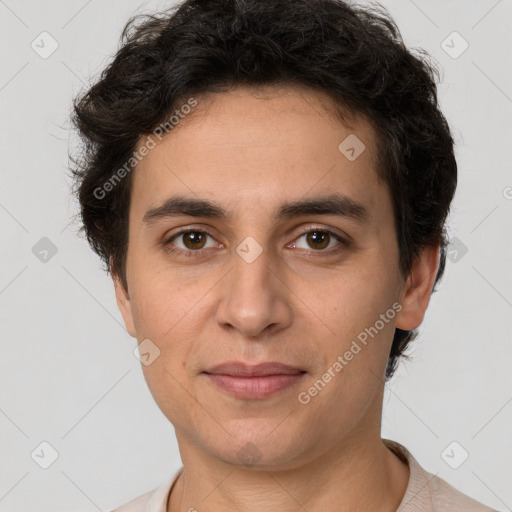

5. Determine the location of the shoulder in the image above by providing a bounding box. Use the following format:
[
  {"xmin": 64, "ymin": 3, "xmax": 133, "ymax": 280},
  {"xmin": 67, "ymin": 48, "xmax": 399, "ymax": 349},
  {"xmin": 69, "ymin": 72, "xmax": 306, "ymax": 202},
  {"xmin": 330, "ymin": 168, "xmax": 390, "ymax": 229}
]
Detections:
[
  {"xmin": 428, "ymin": 473, "xmax": 498, "ymax": 512},
  {"xmin": 383, "ymin": 439, "xmax": 498, "ymax": 512},
  {"xmin": 109, "ymin": 468, "xmax": 182, "ymax": 512},
  {"xmin": 110, "ymin": 488, "xmax": 156, "ymax": 512}
]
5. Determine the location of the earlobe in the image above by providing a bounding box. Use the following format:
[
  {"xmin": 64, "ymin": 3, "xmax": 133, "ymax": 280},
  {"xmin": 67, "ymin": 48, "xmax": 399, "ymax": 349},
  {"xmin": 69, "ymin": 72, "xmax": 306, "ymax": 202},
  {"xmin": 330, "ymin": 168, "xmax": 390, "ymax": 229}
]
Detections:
[
  {"xmin": 111, "ymin": 262, "xmax": 137, "ymax": 338},
  {"xmin": 395, "ymin": 245, "xmax": 440, "ymax": 331}
]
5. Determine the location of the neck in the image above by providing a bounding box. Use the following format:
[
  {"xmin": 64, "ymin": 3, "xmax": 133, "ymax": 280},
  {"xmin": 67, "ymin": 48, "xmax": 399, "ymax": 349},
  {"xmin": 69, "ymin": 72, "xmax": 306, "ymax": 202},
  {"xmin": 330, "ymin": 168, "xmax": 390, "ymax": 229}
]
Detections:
[{"xmin": 168, "ymin": 434, "xmax": 409, "ymax": 512}]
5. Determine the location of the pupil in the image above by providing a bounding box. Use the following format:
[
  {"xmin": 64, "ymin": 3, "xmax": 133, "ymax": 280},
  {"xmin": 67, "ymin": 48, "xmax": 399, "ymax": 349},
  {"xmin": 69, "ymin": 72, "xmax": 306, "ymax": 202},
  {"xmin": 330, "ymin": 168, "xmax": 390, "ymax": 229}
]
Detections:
[
  {"xmin": 308, "ymin": 231, "xmax": 328, "ymax": 249},
  {"xmin": 186, "ymin": 232, "xmax": 204, "ymax": 248}
]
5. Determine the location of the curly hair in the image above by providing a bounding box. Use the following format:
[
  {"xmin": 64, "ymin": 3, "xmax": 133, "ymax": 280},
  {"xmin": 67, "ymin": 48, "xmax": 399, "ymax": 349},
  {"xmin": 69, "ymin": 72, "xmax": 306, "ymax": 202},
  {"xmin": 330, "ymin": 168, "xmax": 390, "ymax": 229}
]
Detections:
[{"xmin": 69, "ymin": 0, "xmax": 457, "ymax": 380}]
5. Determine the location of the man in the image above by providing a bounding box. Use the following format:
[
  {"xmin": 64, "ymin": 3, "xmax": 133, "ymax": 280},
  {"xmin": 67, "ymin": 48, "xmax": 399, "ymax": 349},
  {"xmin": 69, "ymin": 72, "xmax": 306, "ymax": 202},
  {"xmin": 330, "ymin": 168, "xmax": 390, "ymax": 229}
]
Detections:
[{"xmin": 70, "ymin": 0, "xmax": 497, "ymax": 510}]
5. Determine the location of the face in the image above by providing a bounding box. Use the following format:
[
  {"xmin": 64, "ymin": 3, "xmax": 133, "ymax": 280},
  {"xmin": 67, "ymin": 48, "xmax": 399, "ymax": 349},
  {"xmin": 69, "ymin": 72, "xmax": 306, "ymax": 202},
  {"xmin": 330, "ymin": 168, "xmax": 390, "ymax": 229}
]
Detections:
[{"xmin": 114, "ymin": 85, "xmax": 438, "ymax": 469}]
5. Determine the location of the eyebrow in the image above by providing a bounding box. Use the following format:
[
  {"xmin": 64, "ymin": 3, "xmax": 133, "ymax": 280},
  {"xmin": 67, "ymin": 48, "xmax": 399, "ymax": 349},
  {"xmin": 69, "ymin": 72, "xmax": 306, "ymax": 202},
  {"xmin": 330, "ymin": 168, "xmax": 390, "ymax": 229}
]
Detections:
[{"xmin": 142, "ymin": 193, "xmax": 370, "ymax": 226}]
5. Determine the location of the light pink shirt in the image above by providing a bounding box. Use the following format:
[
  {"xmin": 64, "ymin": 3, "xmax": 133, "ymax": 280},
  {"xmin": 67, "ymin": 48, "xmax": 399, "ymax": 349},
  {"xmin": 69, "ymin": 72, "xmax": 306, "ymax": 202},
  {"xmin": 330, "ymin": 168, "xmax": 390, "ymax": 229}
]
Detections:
[{"xmin": 111, "ymin": 439, "xmax": 498, "ymax": 512}]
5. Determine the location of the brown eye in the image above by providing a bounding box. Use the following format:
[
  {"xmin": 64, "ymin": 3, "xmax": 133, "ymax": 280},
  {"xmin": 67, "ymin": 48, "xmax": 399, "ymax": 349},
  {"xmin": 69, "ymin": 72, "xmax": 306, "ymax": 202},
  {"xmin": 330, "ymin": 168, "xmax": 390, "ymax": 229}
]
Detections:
[
  {"xmin": 305, "ymin": 231, "xmax": 330, "ymax": 250},
  {"xmin": 180, "ymin": 231, "xmax": 207, "ymax": 250},
  {"xmin": 165, "ymin": 229, "xmax": 217, "ymax": 255},
  {"xmin": 294, "ymin": 229, "xmax": 346, "ymax": 252}
]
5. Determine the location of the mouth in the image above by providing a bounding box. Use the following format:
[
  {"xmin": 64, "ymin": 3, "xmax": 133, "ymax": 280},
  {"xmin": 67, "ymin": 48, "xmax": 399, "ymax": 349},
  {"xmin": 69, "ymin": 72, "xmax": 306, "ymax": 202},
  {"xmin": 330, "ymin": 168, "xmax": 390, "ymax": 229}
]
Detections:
[{"xmin": 202, "ymin": 362, "xmax": 306, "ymax": 399}]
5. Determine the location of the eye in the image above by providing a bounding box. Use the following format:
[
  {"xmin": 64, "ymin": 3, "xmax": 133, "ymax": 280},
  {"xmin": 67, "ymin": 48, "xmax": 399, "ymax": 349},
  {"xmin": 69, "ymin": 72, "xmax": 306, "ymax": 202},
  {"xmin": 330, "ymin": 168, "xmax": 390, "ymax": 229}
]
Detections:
[
  {"xmin": 164, "ymin": 229, "xmax": 219, "ymax": 257},
  {"xmin": 163, "ymin": 226, "xmax": 350, "ymax": 258},
  {"xmin": 291, "ymin": 228, "xmax": 349, "ymax": 254}
]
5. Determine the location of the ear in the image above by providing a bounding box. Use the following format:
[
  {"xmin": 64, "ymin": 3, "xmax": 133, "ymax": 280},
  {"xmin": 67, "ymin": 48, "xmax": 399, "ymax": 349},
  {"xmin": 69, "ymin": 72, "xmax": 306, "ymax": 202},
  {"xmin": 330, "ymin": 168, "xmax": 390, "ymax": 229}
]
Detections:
[
  {"xmin": 110, "ymin": 258, "xmax": 137, "ymax": 338},
  {"xmin": 395, "ymin": 245, "xmax": 440, "ymax": 331}
]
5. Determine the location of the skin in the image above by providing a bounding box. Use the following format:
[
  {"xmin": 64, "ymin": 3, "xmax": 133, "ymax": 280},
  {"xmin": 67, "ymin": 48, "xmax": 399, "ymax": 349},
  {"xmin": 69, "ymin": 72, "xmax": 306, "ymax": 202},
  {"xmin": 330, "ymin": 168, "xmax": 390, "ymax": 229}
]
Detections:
[{"xmin": 112, "ymin": 84, "xmax": 439, "ymax": 512}]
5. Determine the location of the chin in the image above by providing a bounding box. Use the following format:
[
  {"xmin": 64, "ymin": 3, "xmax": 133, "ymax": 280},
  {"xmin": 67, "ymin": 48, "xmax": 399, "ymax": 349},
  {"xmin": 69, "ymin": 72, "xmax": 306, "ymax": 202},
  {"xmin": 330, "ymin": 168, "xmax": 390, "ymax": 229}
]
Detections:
[{"xmin": 205, "ymin": 425, "xmax": 313, "ymax": 470}]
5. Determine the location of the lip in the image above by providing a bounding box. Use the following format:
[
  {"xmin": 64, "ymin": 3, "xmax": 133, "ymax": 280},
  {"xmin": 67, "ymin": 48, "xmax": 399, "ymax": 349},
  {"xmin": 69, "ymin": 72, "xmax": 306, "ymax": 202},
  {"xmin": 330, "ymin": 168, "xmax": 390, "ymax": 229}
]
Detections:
[
  {"xmin": 204, "ymin": 361, "xmax": 304, "ymax": 377},
  {"xmin": 203, "ymin": 362, "xmax": 306, "ymax": 399}
]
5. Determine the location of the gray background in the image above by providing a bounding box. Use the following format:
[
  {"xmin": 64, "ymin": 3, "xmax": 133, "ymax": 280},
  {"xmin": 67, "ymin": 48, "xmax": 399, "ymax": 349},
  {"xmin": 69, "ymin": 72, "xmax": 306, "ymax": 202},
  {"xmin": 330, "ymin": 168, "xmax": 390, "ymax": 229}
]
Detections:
[{"xmin": 0, "ymin": 0, "xmax": 511, "ymax": 510}]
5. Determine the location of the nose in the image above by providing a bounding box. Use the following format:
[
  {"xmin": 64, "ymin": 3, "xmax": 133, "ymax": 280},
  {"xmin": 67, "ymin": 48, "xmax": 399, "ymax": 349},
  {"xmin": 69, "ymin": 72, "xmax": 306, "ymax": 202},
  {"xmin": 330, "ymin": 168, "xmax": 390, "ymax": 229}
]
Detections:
[{"xmin": 214, "ymin": 245, "xmax": 293, "ymax": 339}]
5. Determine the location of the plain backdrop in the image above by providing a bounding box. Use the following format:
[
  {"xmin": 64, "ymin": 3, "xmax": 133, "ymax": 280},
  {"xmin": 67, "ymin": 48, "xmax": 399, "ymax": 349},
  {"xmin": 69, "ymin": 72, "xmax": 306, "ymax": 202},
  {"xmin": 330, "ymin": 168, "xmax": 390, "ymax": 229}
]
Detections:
[{"xmin": 0, "ymin": 0, "xmax": 511, "ymax": 511}]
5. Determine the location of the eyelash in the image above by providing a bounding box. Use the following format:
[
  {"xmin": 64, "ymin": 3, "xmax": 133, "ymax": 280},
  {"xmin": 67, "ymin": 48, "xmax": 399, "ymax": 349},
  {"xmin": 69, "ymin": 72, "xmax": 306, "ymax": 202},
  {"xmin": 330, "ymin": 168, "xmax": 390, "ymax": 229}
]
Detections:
[{"xmin": 163, "ymin": 226, "xmax": 351, "ymax": 258}]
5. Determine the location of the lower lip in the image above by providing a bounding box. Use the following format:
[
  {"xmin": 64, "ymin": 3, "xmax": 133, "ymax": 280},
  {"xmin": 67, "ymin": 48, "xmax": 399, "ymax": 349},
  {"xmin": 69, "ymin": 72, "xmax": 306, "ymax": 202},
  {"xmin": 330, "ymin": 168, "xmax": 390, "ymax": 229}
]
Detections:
[{"xmin": 204, "ymin": 373, "xmax": 305, "ymax": 399}]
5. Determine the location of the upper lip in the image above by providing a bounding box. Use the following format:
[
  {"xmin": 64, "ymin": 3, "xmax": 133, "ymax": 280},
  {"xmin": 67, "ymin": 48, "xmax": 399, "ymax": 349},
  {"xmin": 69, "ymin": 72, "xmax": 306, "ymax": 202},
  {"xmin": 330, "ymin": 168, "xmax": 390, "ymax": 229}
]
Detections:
[{"xmin": 204, "ymin": 362, "xmax": 305, "ymax": 377}]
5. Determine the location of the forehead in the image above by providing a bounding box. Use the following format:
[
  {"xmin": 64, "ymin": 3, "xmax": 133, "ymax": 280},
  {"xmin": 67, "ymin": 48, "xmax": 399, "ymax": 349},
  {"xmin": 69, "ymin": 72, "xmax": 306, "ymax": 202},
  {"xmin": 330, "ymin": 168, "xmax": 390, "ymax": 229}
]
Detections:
[{"xmin": 130, "ymin": 84, "xmax": 386, "ymax": 225}]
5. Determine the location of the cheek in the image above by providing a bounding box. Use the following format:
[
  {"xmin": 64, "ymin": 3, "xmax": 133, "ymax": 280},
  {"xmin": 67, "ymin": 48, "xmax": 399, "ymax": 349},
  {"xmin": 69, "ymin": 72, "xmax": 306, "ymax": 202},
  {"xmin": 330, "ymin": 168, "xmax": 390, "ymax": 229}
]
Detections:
[
  {"xmin": 129, "ymin": 262, "xmax": 202, "ymax": 337},
  {"xmin": 128, "ymin": 262, "xmax": 222, "ymax": 374},
  {"xmin": 301, "ymin": 280, "xmax": 396, "ymax": 428},
  {"xmin": 128, "ymin": 269, "xmax": 208, "ymax": 428},
  {"xmin": 305, "ymin": 258, "xmax": 397, "ymax": 335},
  {"xmin": 299, "ymin": 255, "xmax": 399, "ymax": 390}
]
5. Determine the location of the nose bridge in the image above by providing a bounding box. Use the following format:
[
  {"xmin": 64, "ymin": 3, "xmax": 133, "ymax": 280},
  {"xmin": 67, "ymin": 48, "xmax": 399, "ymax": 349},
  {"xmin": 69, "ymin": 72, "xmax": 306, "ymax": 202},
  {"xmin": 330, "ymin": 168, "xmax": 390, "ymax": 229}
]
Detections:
[
  {"xmin": 233, "ymin": 236, "xmax": 272, "ymax": 295},
  {"xmin": 215, "ymin": 236, "xmax": 292, "ymax": 337}
]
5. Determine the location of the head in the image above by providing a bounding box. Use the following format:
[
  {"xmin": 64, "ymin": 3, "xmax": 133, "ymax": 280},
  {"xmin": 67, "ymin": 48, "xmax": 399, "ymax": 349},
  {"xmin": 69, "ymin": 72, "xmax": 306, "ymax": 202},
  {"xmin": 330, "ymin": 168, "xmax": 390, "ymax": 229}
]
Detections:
[{"xmin": 70, "ymin": 0, "xmax": 456, "ymax": 468}]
